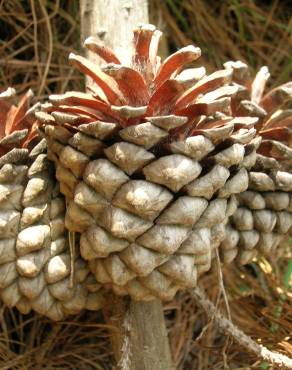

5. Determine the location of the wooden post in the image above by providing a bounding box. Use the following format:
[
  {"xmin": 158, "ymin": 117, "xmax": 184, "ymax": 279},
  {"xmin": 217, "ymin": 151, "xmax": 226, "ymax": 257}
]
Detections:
[
  {"xmin": 80, "ymin": 0, "xmax": 148, "ymax": 65},
  {"xmin": 104, "ymin": 295, "xmax": 174, "ymax": 370},
  {"xmin": 79, "ymin": 1, "xmax": 174, "ymax": 369}
]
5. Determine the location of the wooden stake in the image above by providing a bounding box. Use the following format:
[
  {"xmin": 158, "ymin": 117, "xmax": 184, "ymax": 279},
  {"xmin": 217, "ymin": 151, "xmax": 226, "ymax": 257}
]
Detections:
[
  {"xmin": 79, "ymin": 1, "xmax": 174, "ymax": 369},
  {"xmin": 104, "ymin": 295, "xmax": 174, "ymax": 370},
  {"xmin": 80, "ymin": 0, "xmax": 149, "ymax": 65}
]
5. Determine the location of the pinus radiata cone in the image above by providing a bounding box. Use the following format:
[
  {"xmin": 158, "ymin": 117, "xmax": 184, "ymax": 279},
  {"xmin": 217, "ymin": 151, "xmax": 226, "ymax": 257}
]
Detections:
[
  {"xmin": 36, "ymin": 25, "xmax": 260, "ymax": 301},
  {"xmin": 0, "ymin": 88, "xmax": 104, "ymax": 320},
  {"xmin": 220, "ymin": 62, "xmax": 292, "ymax": 265}
]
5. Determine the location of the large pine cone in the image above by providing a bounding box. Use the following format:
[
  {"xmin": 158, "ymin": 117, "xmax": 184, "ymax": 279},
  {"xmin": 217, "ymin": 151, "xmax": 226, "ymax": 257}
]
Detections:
[
  {"xmin": 0, "ymin": 89, "xmax": 104, "ymax": 320},
  {"xmin": 38, "ymin": 25, "xmax": 259, "ymax": 301},
  {"xmin": 220, "ymin": 63, "xmax": 292, "ymax": 264}
]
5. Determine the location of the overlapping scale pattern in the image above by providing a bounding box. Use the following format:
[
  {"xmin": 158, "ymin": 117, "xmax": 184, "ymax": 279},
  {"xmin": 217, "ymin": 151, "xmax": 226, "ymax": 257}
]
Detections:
[
  {"xmin": 0, "ymin": 90, "xmax": 104, "ymax": 320},
  {"xmin": 221, "ymin": 164, "xmax": 292, "ymax": 264},
  {"xmin": 220, "ymin": 62, "xmax": 292, "ymax": 264},
  {"xmin": 38, "ymin": 25, "xmax": 260, "ymax": 300},
  {"xmin": 43, "ymin": 118, "xmax": 248, "ymax": 300}
]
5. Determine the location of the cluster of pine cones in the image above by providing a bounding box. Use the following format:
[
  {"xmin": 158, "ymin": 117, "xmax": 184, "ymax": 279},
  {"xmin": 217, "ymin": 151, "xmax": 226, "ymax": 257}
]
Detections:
[{"xmin": 0, "ymin": 25, "xmax": 291, "ymax": 319}]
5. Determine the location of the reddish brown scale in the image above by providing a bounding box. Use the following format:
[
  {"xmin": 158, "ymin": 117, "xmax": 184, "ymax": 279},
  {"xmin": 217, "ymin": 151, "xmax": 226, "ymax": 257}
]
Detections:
[
  {"xmin": 169, "ymin": 117, "xmax": 202, "ymax": 142},
  {"xmin": 196, "ymin": 117, "xmax": 232, "ymax": 130},
  {"xmin": 85, "ymin": 37, "xmax": 122, "ymax": 64},
  {"xmin": 265, "ymin": 115, "xmax": 292, "ymax": 130},
  {"xmin": 147, "ymin": 80, "xmax": 185, "ymax": 116},
  {"xmin": 69, "ymin": 53, "xmax": 125, "ymax": 105},
  {"xmin": 153, "ymin": 46, "xmax": 201, "ymax": 89},
  {"xmin": 174, "ymin": 69, "xmax": 232, "ymax": 112},
  {"xmin": 260, "ymin": 82, "xmax": 292, "ymax": 112},
  {"xmin": 103, "ymin": 65, "xmax": 149, "ymax": 106},
  {"xmin": 50, "ymin": 106, "xmax": 99, "ymax": 122},
  {"xmin": 4, "ymin": 91, "xmax": 32, "ymax": 135},
  {"xmin": 133, "ymin": 25, "xmax": 155, "ymax": 65},
  {"xmin": 175, "ymin": 98, "xmax": 231, "ymax": 118},
  {"xmin": 0, "ymin": 89, "xmax": 37, "ymax": 155},
  {"xmin": 260, "ymin": 127, "xmax": 291, "ymax": 143},
  {"xmin": 49, "ymin": 92, "xmax": 123, "ymax": 123},
  {"xmin": 0, "ymin": 90, "xmax": 15, "ymax": 123}
]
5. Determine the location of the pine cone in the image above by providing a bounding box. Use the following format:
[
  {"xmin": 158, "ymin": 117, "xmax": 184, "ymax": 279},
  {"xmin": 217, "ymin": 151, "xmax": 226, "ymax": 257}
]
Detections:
[
  {"xmin": 220, "ymin": 63, "xmax": 292, "ymax": 264},
  {"xmin": 0, "ymin": 89, "xmax": 104, "ymax": 320},
  {"xmin": 38, "ymin": 25, "xmax": 258, "ymax": 301}
]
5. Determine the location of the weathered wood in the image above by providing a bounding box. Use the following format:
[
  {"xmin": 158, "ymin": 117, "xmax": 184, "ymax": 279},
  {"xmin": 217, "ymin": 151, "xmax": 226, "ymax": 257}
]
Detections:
[
  {"xmin": 79, "ymin": 1, "xmax": 174, "ymax": 369},
  {"xmin": 80, "ymin": 0, "xmax": 149, "ymax": 65},
  {"xmin": 127, "ymin": 299, "xmax": 174, "ymax": 370},
  {"xmin": 105, "ymin": 296, "xmax": 174, "ymax": 370}
]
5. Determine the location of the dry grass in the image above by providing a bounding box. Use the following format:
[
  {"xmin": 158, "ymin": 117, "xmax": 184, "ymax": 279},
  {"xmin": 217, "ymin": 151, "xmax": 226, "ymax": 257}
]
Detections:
[
  {"xmin": 167, "ymin": 244, "xmax": 292, "ymax": 369},
  {"xmin": 151, "ymin": 0, "xmax": 292, "ymax": 88},
  {"xmin": 1, "ymin": 0, "xmax": 291, "ymax": 99},
  {"xmin": 0, "ymin": 0, "xmax": 83, "ymax": 99},
  {"xmin": 0, "ymin": 308, "xmax": 113, "ymax": 370}
]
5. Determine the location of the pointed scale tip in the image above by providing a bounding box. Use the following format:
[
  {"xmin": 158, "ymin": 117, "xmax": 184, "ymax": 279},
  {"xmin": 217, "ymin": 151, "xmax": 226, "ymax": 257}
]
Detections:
[
  {"xmin": 175, "ymin": 67, "xmax": 206, "ymax": 84},
  {"xmin": 101, "ymin": 63, "xmax": 121, "ymax": 73},
  {"xmin": 26, "ymin": 102, "xmax": 41, "ymax": 118},
  {"xmin": 251, "ymin": 66, "xmax": 270, "ymax": 104},
  {"xmin": 224, "ymin": 60, "xmax": 248, "ymax": 70},
  {"xmin": 49, "ymin": 92, "xmax": 81, "ymax": 106},
  {"xmin": 258, "ymin": 65, "xmax": 270, "ymax": 78},
  {"xmin": 0, "ymin": 87, "xmax": 16, "ymax": 99},
  {"xmin": 68, "ymin": 52, "xmax": 77, "ymax": 62},
  {"xmin": 49, "ymin": 93, "xmax": 63, "ymax": 104},
  {"xmin": 40, "ymin": 102, "xmax": 53, "ymax": 112},
  {"xmin": 35, "ymin": 111, "xmax": 55, "ymax": 124},
  {"xmin": 181, "ymin": 45, "xmax": 202, "ymax": 55},
  {"xmin": 26, "ymin": 88, "xmax": 34, "ymax": 99},
  {"xmin": 134, "ymin": 24, "xmax": 156, "ymax": 33},
  {"xmin": 84, "ymin": 36, "xmax": 98, "ymax": 46}
]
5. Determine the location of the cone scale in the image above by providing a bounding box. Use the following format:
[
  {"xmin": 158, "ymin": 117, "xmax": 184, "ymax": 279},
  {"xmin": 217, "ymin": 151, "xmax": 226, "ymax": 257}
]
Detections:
[{"xmin": 220, "ymin": 62, "xmax": 292, "ymax": 264}]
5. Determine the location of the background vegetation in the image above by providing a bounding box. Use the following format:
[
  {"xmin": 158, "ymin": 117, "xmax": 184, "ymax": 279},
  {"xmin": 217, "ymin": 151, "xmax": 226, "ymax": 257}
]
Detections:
[{"xmin": 0, "ymin": 0, "xmax": 291, "ymax": 369}]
